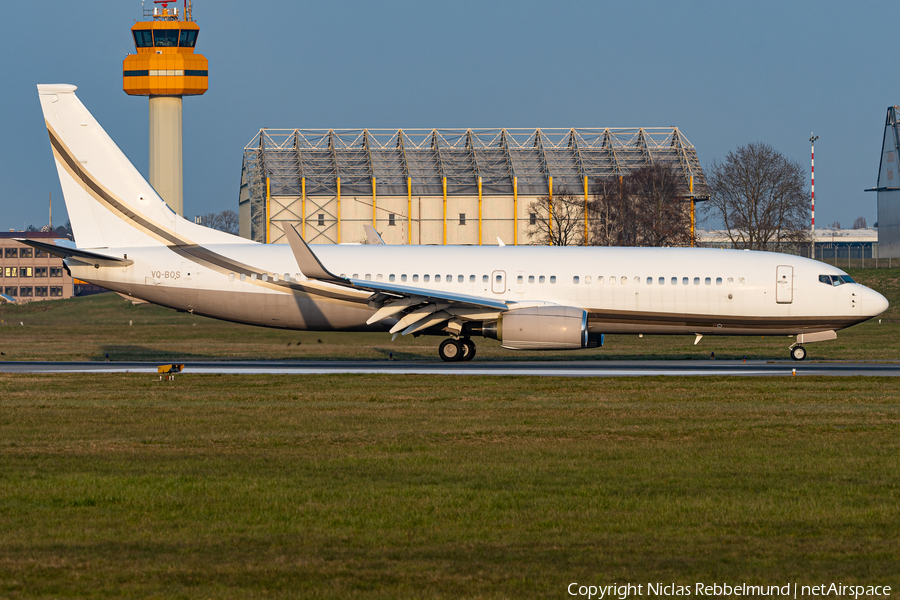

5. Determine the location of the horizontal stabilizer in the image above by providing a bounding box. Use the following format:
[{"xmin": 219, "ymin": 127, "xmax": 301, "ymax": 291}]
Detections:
[{"xmin": 16, "ymin": 238, "xmax": 133, "ymax": 267}]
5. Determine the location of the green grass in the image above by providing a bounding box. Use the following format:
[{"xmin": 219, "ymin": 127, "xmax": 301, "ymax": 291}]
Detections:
[
  {"xmin": 0, "ymin": 268, "xmax": 897, "ymax": 362},
  {"xmin": 0, "ymin": 374, "xmax": 898, "ymax": 598}
]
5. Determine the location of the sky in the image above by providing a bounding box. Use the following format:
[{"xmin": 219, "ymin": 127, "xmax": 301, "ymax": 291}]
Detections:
[{"xmin": 1, "ymin": 0, "xmax": 895, "ymax": 233}]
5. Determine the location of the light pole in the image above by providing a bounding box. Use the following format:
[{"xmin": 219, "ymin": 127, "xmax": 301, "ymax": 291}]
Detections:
[{"xmin": 810, "ymin": 133, "xmax": 819, "ymax": 259}]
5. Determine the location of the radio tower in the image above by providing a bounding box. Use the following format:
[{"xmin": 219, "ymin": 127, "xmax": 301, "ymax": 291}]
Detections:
[
  {"xmin": 123, "ymin": 0, "xmax": 208, "ymax": 216},
  {"xmin": 810, "ymin": 133, "xmax": 819, "ymax": 258}
]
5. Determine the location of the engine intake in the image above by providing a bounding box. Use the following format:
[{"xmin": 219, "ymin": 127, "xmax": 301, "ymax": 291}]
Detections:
[{"xmin": 483, "ymin": 306, "xmax": 590, "ymax": 350}]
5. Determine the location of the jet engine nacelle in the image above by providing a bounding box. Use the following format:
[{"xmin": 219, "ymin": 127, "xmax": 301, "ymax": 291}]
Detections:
[{"xmin": 483, "ymin": 306, "xmax": 590, "ymax": 350}]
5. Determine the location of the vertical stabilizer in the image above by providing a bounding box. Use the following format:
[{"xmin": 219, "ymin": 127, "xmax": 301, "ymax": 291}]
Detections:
[{"xmin": 36, "ymin": 84, "xmax": 252, "ymax": 249}]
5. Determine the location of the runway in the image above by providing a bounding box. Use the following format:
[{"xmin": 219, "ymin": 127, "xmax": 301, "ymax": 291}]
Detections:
[{"xmin": 1, "ymin": 360, "xmax": 899, "ymax": 376}]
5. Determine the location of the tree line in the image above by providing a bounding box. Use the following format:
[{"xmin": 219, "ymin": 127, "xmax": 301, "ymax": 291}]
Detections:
[{"xmin": 526, "ymin": 143, "xmax": 868, "ymax": 249}]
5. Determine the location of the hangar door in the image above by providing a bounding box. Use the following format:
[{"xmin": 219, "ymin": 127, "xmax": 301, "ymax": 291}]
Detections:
[{"xmin": 775, "ymin": 265, "xmax": 793, "ymax": 304}]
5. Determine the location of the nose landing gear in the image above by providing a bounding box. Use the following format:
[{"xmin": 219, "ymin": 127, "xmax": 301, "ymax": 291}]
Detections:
[{"xmin": 438, "ymin": 338, "xmax": 476, "ymax": 362}]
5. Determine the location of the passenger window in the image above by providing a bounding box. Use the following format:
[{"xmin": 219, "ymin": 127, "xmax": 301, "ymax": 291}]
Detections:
[
  {"xmin": 251, "ymin": 274, "xmax": 257, "ymax": 281},
  {"xmin": 671, "ymin": 277, "xmax": 677, "ymax": 285},
  {"xmin": 469, "ymin": 275, "xmax": 475, "ymax": 282},
  {"xmin": 240, "ymin": 274, "xmax": 246, "ymax": 282},
  {"xmin": 413, "ymin": 275, "xmax": 419, "ymax": 282},
  {"xmin": 694, "ymin": 277, "xmax": 700, "ymax": 285},
  {"xmin": 634, "ymin": 276, "xmax": 640, "ymax": 285},
  {"xmin": 739, "ymin": 277, "xmax": 745, "ymax": 285},
  {"xmin": 228, "ymin": 273, "xmax": 235, "ymax": 281},
  {"xmin": 446, "ymin": 275, "xmax": 452, "ymax": 283},
  {"xmin": 550, "ymin": 276, "xmax": 557, "ymax": 284},
  {"xmin": 585, "ymin": 276, "xmax": 591, "ymax": 284},
  {"xmin": 435, "ymin": 275, "xmax": 441, "ymax": 282},
  {"xmin": 376, "ymin": 274, "xmax": 383, "ymax": 282},
  {"xmin": 528, "ymin": 275, "xmax": 535, "ymax": 283},
  {"xmin": 598, "ymin": 276, "xmax": 604, "ymax": 285},
  {"xmin": 705, "ymin": 277, "xmax": 711, "ymax": 285},
  {"xmin": 495, "ymin": 274, "xmax": 502, "ymax": 283},
  {"xmin": 682, "ymin": 277, "xmax": 688, "ymax": 285},
  {"xmin": 727, "ymin": 277, "xmax": 733, "ymax": 285},
  {"xmin": 389, "ymin": 274, "xmax": 395, "ymax": 282},
  {"xmin": 401, "ymin": 274, "xmax": 407, "ymax": 282},
  {"xmin": 539, "ymin": 276, "xmax": 546, "ymax": 283},
  {"xmin": 483, "ymin": 275, "xmax": 489, "ymax": 283},
  {"xmin": 352, "ymin": 273, "xmax": 359, "ymax": 279},
  {"xmin": 364, "ymin": 274, "xmax": 371, "ymax": 281},
  {"xmin": 573, "ymin": 276, "xmax": 580, "ymax": 284},
  {"xmin": 658, "ymin": 277, "xmax": 665, "ymax": 285},
  {"xmin": 458, "ymin": 275, "xmax": 464, "ymax": 283},
  {"xmin": 423, "ymin": 275, "xmax": 430, "ymax": 282},
  {"xmin": 621, "ymin": 276, "xmax": 627, "ymax": 285},
  {"xmin": 261, "ymin": 274, "xmax": 268, "ymax": 282},
  {"xmin": 517, "ymin": 275, "xmax": 524, "ymax": 283},
  {"xmin": 647, "ymin": 277, "xmax": 653, "ymax": 285},
  {"xmin": 716, "ymin": 277, "xmax": 722, "ymax": 285},
  {"xmin": 272, "ymin": 274, "xmax": 280, "ymax": 282}
]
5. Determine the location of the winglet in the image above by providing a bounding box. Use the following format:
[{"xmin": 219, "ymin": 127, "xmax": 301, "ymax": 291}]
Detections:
[
  {"xmin": 284, "ymin": 224, "xmax": 346, "ymax": 283},
  {"xmin": 364, "ymin": 224, "xmax": 385, "ymax": 245}
]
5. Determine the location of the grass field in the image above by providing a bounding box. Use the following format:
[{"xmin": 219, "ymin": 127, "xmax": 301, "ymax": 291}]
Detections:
[
  {"xmin": 0, "ymin": 268, "xmax": 897, "ymax": 363},
  {"xmin": 1, "ymin": 374, "xmax": 898, "ymax": 598},
  {"xmin": 0, "ymin": 269, "xmax": 898, "ymax": 597}
]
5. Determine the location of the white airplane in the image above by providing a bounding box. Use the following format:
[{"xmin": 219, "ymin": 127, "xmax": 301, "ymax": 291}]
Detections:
[{"xmin": 29, "ymin": 84, "xmax": 888, "ymax": 362}]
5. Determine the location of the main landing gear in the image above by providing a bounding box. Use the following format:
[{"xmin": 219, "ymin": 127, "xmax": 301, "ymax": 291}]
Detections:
[
  {"xmin": 790, "ymin": 345, "xmax": 807, "ymax": 361},
  {"xmin": 439, "ymin": 338, "xmax": 477, "ymax": 362}
]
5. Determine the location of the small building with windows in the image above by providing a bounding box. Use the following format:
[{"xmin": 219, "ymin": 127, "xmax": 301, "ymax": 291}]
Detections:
[{"xmin": 0, "ymin": 232, "xmax": 75, "ymax": 302}]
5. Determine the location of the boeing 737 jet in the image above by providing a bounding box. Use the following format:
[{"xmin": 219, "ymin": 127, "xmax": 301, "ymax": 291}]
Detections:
[{"xmin": 28, "ymin": 84, "xmax": 888, "ymax": 361}]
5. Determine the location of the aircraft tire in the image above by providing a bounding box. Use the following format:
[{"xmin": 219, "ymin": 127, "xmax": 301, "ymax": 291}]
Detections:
[
  {"xmin": 439, "ymin": 339, "xmax": 464, "ymax": 362},
  {"xmin": 791, "ymin": 345, "xmax": 807, "ymax": 361},
  {"xmin": 461, "ymin": 339, "xmax": 476, "ymax": 361}
]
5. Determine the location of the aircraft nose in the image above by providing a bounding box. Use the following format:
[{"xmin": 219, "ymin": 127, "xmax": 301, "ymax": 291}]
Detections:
[{"xmin": 862, "ymin": 286, "xmax": 889, "ymax": 317}]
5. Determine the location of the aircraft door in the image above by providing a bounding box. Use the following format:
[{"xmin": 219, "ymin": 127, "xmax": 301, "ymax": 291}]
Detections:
[
  {"xmin": 775, "ymin": 265, "xmax": 793, "ymax": 304},
  {"xmin": 491, "ymin": 270, "xmax": 506, "ymax": 294}
]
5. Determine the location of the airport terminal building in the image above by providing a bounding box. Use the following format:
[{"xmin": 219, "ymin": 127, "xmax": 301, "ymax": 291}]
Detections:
[{"xmin": 239, "ymin": 127, "xmax": 709, "ymax": 245}]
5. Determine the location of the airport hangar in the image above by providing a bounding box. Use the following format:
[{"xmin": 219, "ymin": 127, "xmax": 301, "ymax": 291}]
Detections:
[{"xmin": 238, "ymin": 127, "xmax": 710, "ymax": 245}]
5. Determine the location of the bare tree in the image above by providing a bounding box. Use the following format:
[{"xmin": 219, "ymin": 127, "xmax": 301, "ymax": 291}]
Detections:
[
  {"xmin": 526, "ymin": 189, "xmax": 585, "ymax": 246},
  {"xmin": 704, "ymin": 143, "xmax": 810, "ymax": 250},
  {"xmin": 853, "ymin": 216, "xmax": 867, "ymax": 229},
  {"xmin": 590, "ymin": 164, "xmax": 692, "ymax": 247},
  {"xmin": 197, "ymin": 210, "xmax": 240, "ymax": 235},
  {"xmin": 830, "ymin": 221, "xmax": 841, "ymax": 230}
]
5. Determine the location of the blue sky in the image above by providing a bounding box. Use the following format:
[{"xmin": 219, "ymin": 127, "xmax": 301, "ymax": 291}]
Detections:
[{"xmin": 1, "ymin": 0, "xmax": 894, "ymax": 232}]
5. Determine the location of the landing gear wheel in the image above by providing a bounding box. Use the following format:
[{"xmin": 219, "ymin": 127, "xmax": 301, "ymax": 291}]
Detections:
[
  {"xmin": 461, "ymin": 339, "xmax": 476, "ymax": 361},
  {"xmin": 439, "ymin": 339, "xmax": 464, "ymax": 362},
  {"xmin": 791, "ymin": 345, "xmax": 807, "ymax": 361}
]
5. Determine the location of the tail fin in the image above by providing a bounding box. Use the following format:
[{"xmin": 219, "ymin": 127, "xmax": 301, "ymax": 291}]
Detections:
[{"xmin": 37, "ymin": 84, "xmax": 251, "ymax": 249}]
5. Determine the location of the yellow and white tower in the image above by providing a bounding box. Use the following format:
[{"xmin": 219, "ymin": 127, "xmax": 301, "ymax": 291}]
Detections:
[{"xmin": 123, "ymin": 0, "xmax": 208, "ymax": 216}]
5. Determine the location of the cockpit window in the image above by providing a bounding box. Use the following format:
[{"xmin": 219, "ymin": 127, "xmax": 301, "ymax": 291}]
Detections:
[
  {"xmin": 133, "ymin": 30, "xmax": 154, "ymax": 48},
  {"xmin": 820, "ymin": 274, "xmax": 852, "ymax": 286},
  {"xmin": 153, "ymin": 29, "xmax": 179, "ymax": 47},
  {"xmin": 179, "ymin": 29, "xmax": 198, "ymax": 47}
]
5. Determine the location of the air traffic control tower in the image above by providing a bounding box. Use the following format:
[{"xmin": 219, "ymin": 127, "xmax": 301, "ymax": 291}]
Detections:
[{"xmin": 123, "ymin": 0, "xmax": 208, "ymax": 216}]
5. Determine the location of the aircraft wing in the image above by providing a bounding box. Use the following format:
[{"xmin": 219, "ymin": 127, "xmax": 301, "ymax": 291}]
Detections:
[
  {"xmin": 16, "ymin": 238, "xmax": 134, "ymax": 268},
  {"xmin": 284, "ymin": 224, "xmax": 510, "ymax": 338}
]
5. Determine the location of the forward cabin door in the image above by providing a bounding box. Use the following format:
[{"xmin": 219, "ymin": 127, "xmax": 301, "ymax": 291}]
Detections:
[{"xmin": 776, "ymin": 265, "xmax": 793, "ymax": 304}]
